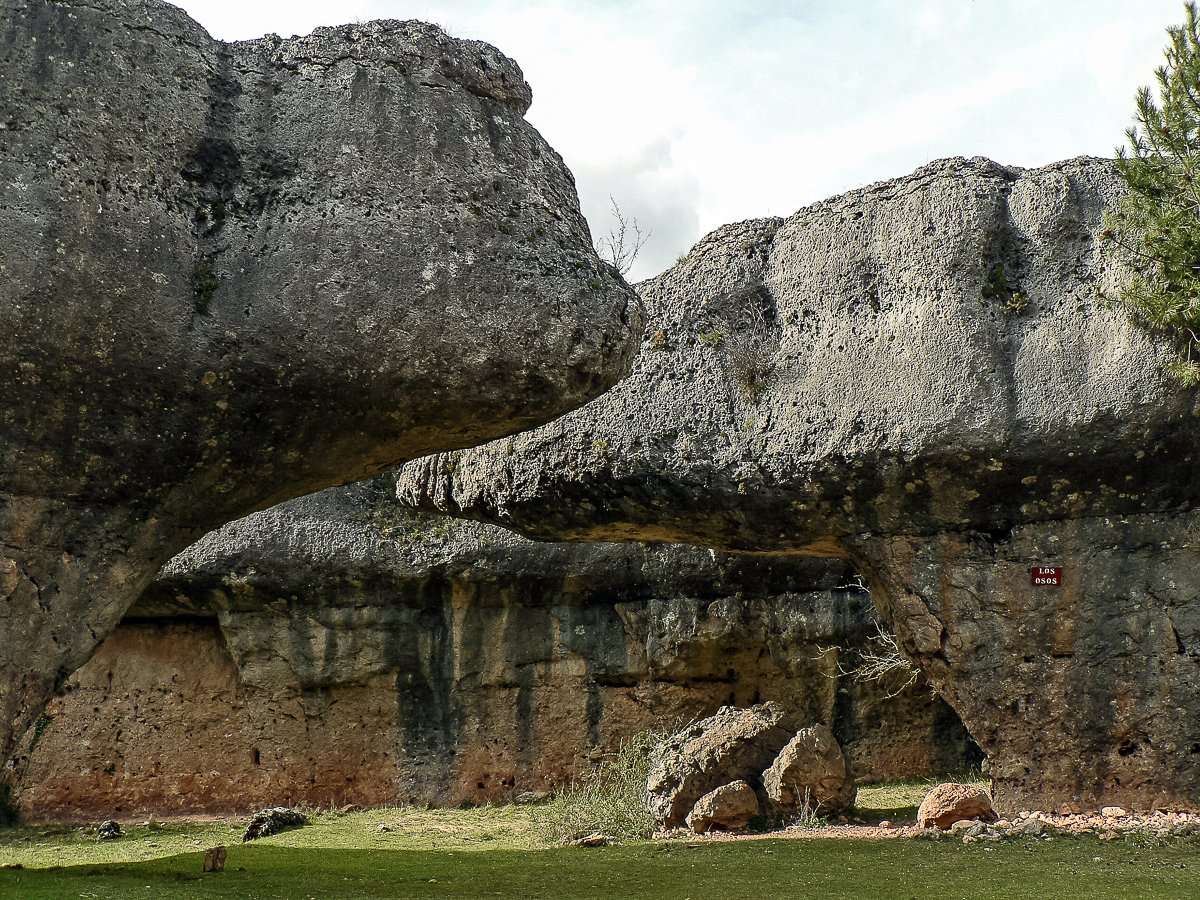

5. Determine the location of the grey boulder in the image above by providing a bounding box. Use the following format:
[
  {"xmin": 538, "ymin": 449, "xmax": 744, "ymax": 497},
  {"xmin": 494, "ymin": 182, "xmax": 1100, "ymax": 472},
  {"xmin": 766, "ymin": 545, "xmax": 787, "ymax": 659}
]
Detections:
[
  {"xmin": 685, "ymin": 781, "xmax": 759, "ymax": 833},
  {"xmin": 0, "ymin": 0, "xmax": 639, "ymax": 776},
  {"xmin": 646, "ymin": 702, "xmax": 796, "ymax": 829}
]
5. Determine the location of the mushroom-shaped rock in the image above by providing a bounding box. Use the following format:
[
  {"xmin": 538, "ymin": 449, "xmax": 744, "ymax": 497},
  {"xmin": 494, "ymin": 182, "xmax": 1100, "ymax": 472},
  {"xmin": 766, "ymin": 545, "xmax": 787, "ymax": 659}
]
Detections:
[
  {"xmin": 0, "ymin": 0, "xmax": 640, "ymax": 773},
  {"xmin": 646, "ymin": 702, "xmax": 796, "ymax": 829},
  {"xmin": 763, "ymin": 724, "xmax": 856, "ymax": 816},
  {"xmin": 398, "ymin": 156, "xmax": 1200, "ymax": 813},
  {"xmin": 917, "ymin": 783, "xmax": 997, "ymax": 830},
  {"xmin": 686, "ymin": 781, "xmax": 760, "ymax": 833}
]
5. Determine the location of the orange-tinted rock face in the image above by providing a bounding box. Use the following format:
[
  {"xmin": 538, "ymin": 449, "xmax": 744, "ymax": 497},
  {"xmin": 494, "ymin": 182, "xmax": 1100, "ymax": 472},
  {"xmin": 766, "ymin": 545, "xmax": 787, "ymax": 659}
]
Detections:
[
  {"xmin": 15, "ymin": 595, "xmax": 977, "ymax": 821},
  {"xmin": 11, "ymin": 486, "xmax": 979, "ymax": 821},
  {"xmin": 14, "ymin": 621, "xmax": 400, "ymax": 819}
]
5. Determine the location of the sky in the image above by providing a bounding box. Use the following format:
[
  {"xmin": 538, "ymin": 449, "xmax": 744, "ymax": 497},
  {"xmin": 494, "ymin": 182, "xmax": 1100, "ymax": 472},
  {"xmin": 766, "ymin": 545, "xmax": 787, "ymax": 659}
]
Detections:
[{"xmin": 175, "ymin": 0, "xmax": 1182, "ymax": 280}]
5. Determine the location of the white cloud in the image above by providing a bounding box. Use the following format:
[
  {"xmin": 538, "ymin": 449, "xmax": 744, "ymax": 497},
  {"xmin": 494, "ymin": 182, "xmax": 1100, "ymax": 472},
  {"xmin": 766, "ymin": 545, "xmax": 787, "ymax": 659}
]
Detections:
[{"xmin": 174, "ymin": 0, "xmax": 1180, "ymax": 280}]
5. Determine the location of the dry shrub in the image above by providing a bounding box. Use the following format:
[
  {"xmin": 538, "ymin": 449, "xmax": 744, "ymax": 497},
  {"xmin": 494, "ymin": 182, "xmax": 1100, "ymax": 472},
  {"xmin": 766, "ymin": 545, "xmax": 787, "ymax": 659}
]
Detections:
[{"xmin": 533, "ymin": 729, "xmax": 670, "ymax": 844}]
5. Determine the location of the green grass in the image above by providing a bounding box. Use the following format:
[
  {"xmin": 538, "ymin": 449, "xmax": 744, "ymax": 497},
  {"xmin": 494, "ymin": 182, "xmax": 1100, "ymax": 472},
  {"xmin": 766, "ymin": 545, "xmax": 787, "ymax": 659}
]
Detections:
[
  {"xmin": 3, "ymin": 783, "xmax": 1194, "ymax": 898},
  {"xmin": 2, "ymin": 835, "xmax": 1198, "ymax": 899},
  {"xmin": 0, "ymin": 806, "xmax": 539, "ymax": 868},
  {"xmin": 854, "ymin": 775, "xmax": 989, "ymax": 823}
]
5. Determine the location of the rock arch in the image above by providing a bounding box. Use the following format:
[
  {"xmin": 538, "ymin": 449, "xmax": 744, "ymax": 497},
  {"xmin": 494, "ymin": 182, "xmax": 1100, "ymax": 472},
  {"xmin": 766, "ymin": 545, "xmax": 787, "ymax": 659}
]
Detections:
[{"xmin": 397, "ymin": 157, "xmax": 1200, "ymax": 813}]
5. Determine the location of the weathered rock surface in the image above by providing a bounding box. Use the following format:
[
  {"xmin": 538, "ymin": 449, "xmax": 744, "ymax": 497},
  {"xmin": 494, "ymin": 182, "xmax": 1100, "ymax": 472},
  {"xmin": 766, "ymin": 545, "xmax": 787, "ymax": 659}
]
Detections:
[
  {"xmin": 685, "ymin": 781, "xmax": 759, "ymax": 833},
  {"xmin": 763, "ymin": 724, "xmax": 856, "ymax": 816},
  {"xmin": 397, "ymin": 156, "xmax": 1200, "ymax": 812},
  {"xmin": 0, "ymin": 0, "xmax": 639, "ymax": 777},
  {"xmin": 646, "ymin": 702, "xmax": 797, "ymax": 829},
  {"xmin": 917, "ymin": 783, "xmax": 998, "ymax": 830},
  {"xmin": 13, "ymin": 478, "xmax": 977, "ymax": 819}
]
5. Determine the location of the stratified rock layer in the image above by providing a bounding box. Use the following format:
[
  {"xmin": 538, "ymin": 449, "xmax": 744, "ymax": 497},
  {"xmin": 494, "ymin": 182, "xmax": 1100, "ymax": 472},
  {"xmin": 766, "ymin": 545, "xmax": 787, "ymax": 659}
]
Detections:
[
  {"xmin": 0, "ymin": 0, "xmax": 639, "ymax": 775},
  {"xmin": 12, "ymin": 479, "xmax": 975, "ymax": 820},
  {"xmin": 398, "ymin": 157, "xmax": 1200, "ymax": 812}
]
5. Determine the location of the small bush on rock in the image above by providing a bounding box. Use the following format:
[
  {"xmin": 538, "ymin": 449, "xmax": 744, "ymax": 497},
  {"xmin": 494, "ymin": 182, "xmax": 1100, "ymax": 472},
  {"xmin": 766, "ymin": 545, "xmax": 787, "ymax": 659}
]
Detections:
[{"xmin": 534, "ymin": 729, "xmax": 670, "ymax": 844}]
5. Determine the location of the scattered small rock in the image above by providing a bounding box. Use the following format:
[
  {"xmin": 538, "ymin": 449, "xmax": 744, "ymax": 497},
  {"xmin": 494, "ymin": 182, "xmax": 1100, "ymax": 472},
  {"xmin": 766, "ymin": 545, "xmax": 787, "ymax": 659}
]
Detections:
[
  {"xmin": 877, "ymin": 820, "xmax": 892, "ymax": 829},
  {"xmin": 242, "ymin": 807, "xmax": 308, "ymax": 842},
  {"xmin": 377, "ymin": 824, "xmax": 393, "ymax": 833},
  {"xmin": 203, "ymin": 846, "xmax": 226, "ymax": 873},
  {"xmin": 514, "ymin": 791, "xmax": 550, "ymax": 805},
  {"xmin": 1101, "ymin": 806, "xmax": 1127, "ymax": 819},
  {"xmin": 96, "ymin": 820, "xmax": 122, "ymax": 841}
]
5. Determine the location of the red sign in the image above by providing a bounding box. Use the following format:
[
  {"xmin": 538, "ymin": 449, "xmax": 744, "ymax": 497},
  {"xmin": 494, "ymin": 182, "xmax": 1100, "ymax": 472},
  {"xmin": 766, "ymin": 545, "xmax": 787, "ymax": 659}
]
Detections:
[{"xmin": 1031, "ymin": 566, "xmax": 1062, "ymax": 586}]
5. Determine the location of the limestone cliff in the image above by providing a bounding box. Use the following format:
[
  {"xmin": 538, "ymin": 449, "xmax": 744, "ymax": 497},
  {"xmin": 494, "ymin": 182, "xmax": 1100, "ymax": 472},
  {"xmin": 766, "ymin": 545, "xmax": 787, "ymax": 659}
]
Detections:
[
  {"xmin": 0, "ymin": 0, "xmax": 639, "ymax": 776},
  {"xmin": 398, "ymin": 157, "xmax": 1200, "ymax": 813},
  {"xmin": 14, "ymin": 479, "xmax": 976, "ymax": 819}
]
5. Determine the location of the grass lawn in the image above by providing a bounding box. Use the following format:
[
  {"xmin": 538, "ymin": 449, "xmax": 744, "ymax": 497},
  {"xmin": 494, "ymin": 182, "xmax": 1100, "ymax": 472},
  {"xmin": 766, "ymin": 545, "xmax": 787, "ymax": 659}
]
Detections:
[{"xmin": 2, "ymin": 782, "xmax": 1196, "ymax": 899}]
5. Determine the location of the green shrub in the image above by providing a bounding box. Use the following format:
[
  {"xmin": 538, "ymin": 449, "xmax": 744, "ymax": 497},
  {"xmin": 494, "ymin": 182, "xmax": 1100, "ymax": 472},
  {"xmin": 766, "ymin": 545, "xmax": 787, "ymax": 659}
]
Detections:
[
  {"xmin": 532, "ymin": 729, "xmax": 669, "ymax": 844},
  {"xmin": 1107, "ymin": 1, "xmax": 1200, "ymax": 384}
]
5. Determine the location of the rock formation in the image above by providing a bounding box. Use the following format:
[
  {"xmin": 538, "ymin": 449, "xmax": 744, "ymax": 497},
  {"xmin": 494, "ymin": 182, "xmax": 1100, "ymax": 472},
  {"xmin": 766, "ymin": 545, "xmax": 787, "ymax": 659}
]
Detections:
[
  {"xmin": 398, "ymin": 156, "xmax": 1200, "ymax": 813},
  {"xmin": 0, "ymin": 0, "xmax": 639, "ymax": 777},
  {"xmin": 762, "ymin": 724, "xmax": 856, "ymax": 815},
  {"xmin": 917, "ymin": 783, "xmax": 998, "ymax": 830},
  {"xmin": 12, "ymin": 477, "xmax": 975, "ymax": 820},
  {"xmin": 646, "ymin": 702, "xmax": 798, "ymax": 829}
]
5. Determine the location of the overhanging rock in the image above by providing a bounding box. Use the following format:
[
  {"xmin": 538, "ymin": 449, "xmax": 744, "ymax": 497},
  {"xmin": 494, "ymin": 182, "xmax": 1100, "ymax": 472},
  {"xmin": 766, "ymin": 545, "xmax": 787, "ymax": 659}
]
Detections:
[
  {"xmin": 398, "ymin": 156, "xmax": 1200, "ymax": 813},
  {"xmin": 13, "ymin": 475, "xmax": 975, "ymax": 818},
  {"xmin": 0, "ymin": 0, "xmax": 640, "ymax": 776}
]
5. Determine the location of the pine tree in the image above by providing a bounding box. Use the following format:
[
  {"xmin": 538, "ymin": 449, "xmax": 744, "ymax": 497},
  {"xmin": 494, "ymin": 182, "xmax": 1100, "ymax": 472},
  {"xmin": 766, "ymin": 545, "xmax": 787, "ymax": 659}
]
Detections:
[{"xmin": 1108, "ymin": 1, "xmax": 1200, "ymax": 385}]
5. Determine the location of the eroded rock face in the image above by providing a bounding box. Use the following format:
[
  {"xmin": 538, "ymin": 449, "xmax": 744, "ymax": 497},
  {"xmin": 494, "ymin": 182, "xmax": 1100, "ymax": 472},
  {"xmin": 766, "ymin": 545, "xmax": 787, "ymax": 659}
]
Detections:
[
  {"xmin": 12, "ymin": 478, "xmax": 976, "ymax": 819},
  {"xmin": 397, "ymin": 157, "xmax": 1200, "ymax": 812},
  {"xmin": 863, "ymin": 517, "xmax": 1200, "ymax": 814},
  {"xmin": 0, "ymin": 0, "xmax": 639, "ymax": 775}
]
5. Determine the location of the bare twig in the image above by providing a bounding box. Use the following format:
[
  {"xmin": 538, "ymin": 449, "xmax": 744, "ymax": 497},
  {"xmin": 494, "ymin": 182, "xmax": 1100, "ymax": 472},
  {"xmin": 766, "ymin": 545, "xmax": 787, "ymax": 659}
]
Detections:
[
  {"xmin": 815, "ymin": 578, "xmax": 923, "ymax": 699},
  {"xmin": 597, "ymin": 196, "xmax": 650, "ymax": 276}
]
